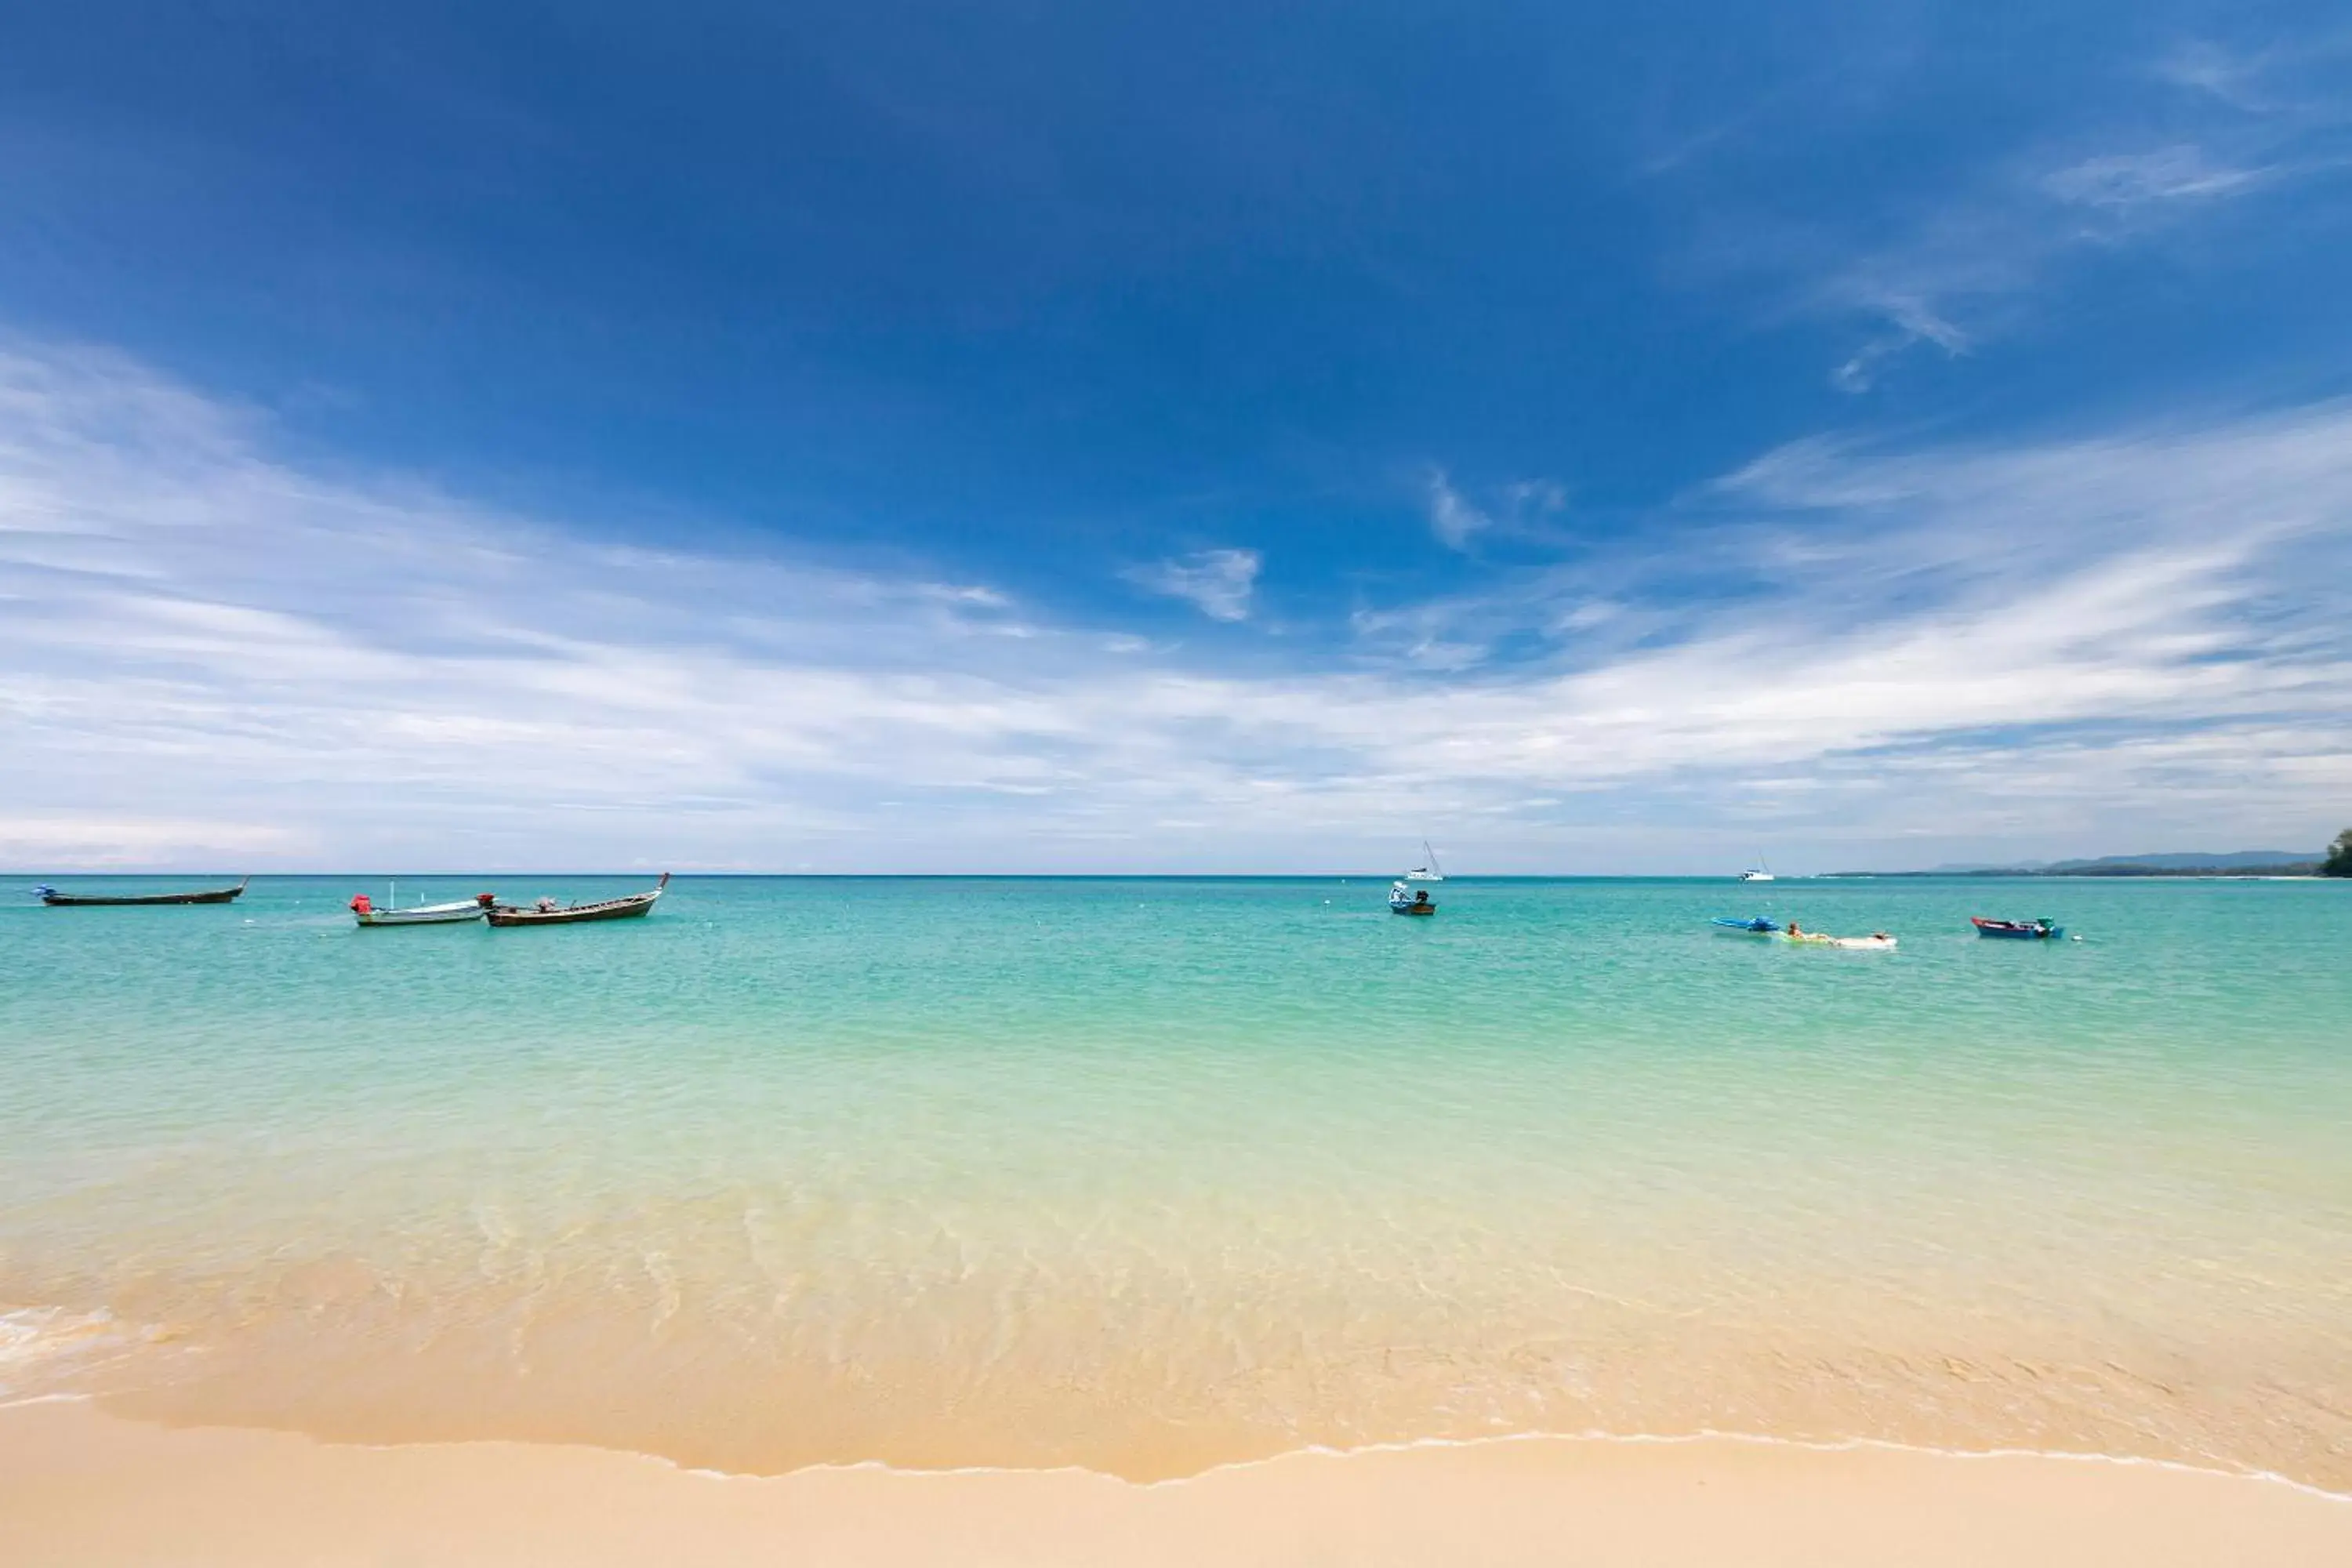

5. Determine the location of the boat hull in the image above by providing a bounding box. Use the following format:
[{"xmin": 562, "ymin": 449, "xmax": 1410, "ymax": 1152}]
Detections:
[
  {"xmin": 488, "ymin": 898, "xmax": 659, "ymax": 926},
  {"xmin": 356, "ymin": 906, "xmax": 491, "ymax": 927},
  {"xmin": 1972, "ymin": 919, "xmax": 2063, "ymax": 939},
  {"xmin": 1390, "ymin": 903, "xmax": 1437, "ymax": 916},
  {"xmin": 38, "ymin": 880, "xmax": 248, "ymax": 906},
  {"xmin": 487, "ymin": 876, "xmax": 669, "ymax": 927}
]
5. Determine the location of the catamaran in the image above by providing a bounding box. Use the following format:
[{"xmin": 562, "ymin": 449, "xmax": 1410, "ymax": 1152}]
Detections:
[
  {"xmin": 1405, "ymin": 842, "xmax": 1444, "ymax": 882},
  {"xmin": 1738, "ymin": 856, "xmax": 1774, "ymax": 883}
]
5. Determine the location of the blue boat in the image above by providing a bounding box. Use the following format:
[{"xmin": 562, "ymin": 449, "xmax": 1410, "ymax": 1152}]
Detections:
[
  {"xmin": 1972, "ymin": 916, "xmax": 2063, "ymax": 940},
  {"xmin": 1713, "ymin": 916, "xmax": 1781, "ymax": 934}
]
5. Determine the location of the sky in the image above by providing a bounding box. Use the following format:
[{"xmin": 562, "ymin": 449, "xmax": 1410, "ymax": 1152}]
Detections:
[{"xmin": 2, "ymin": 2, "xmax": 2349, "ymax": 873}]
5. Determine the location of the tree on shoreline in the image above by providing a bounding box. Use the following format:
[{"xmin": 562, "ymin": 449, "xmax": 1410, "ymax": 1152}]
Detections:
[{"xmin": 2325, "ymin": 829, "xmax": 2352, "ymax": 877}]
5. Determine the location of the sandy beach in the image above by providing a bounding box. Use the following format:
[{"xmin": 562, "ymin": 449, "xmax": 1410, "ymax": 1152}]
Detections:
[{"xmin": 5, "ymin": 1399, "xmax": 2347, "ymax": 1567}]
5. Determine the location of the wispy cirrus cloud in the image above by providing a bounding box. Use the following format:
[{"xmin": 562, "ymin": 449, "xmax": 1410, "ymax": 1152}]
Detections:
[
  {"xmin": 2, "ymin": 340, "xmax": 2346, "ymax": 873},
  {"xmin": 1425, "ymin": 470, "xmax": 1490, "ymax": 550},
  {"xmin": 1121, "ymin": 547, "xmax": 1261, "ymax": 621},
  {"xmin": 1827, "ymin": 291, "xmax": 1976, "ymax": 393},
  {"xmin": 1423, "ymin": 470, "xmax": 1569, "ymax": 553},
  {"xmin": 2039, "ymin": 144, "xmax": 2270, "ymax": 209},
  {"xmin": 2154, "ymin": 33, "xmax": 2352, "ymax": 121},
  {"xmin": 2156, "ymin": 39, "xmax": 2278, "ymax": 112},
  {"xmin": 1816, "ymin": 140, "xmax": 2279, "ymax": 391},
  {"xmin": 1798, "ymin": 37, "xmax": 2351, "ymax": 390}
]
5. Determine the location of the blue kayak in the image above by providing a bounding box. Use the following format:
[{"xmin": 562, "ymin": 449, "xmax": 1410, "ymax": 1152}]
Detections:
[{"xmin": 1713, "ymin": 916, "xmax": 1781, "ymax": 933}]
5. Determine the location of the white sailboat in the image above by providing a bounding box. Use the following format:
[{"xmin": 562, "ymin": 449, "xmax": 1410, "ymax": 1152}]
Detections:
[
  {"xmin": 1404, "ymin": 842, "xmax": 1444, "ymax": 882},
  {"xmin": 1739, "ymin": 855, "xmax": 1773, "ymax": 884}
]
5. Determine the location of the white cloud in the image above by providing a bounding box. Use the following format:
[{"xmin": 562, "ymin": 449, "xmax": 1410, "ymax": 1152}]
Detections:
[
  {"xmin": 1830, "ymin": 294, "xmax": 1972, "ymax": 392},
  {"xmin": 2041, "ymin": 146, "xmax": 2268, "ymax": 209},
  {"xmin": 2155, "ymin": 41, "xmax": 2275, "ymax": 112},
  {"xmin": 2151, "ymin": 35, "xmax": 2352, "ymax": 121},
  {"xmin": 1793, "ymin": 28, "xmax": 2343, "ymax": 394},
  {"xmin": 1121, "ymin": 547, "xmax": 1260, "ymax": 621},
  {"xmin": 1501, "ymin": 479, "xmax": 1570, "ymax": 519},
  {"xmin": 0, "ymin": 812, "xmax": 310, "ymax": 867},
  {"xmin": 1422, "ymin": 471, "xmax": 1572, "ymax": 550},
  {"xmin": 1425, "ymin": 470, "xmax": 1490, "ymax": 550},
  {"xmin": 1814, "ymin": 133, "xmax": 2278, "ymax": 390},
  {"xmin": 1, "ymin": 341, "xmax": 2347, "ymax": 873},
  {"xmin": 1808, "ymin": 204, "xmax": 2031, "ymax": 392}
]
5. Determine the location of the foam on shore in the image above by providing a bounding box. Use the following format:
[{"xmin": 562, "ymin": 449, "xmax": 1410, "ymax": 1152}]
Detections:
[{"xmin": 5, "ymin": 1399, "xmax": 2347, "ymax": 1568}]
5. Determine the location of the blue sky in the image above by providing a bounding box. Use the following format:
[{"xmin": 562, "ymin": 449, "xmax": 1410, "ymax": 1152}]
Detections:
[{"xmin": 2, "ymin": 2, "xmax": 2348, "ymax": 871}]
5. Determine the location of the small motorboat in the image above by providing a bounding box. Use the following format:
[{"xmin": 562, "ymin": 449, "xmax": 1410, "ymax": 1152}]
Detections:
[
  {"xmin": 351, "ymin": 890, "xmax": 496, "ymax": 927},
  {"xmin": 34, "ymin": 878, "xmax": 249, "ymax": 906},
  {"xmin": 1713, "ymin": 916, "xmax": 1781, "ymax": 934},
  {"xmin": 1972, "ymin": 916, "xmax": 2064, "ymax": 940},
  {"xmin": 1388, "ymin": 880, "xmax": 1437, "ymax": 916},
  {"xmin": 488, "ymin": 873, "xmax": 670, "ymax": 927}
]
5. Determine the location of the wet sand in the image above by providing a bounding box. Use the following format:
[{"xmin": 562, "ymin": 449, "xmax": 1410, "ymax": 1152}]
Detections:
[{"xmin": 5, "ymin": 1399, "xmax": 2346, "ymax": 1567}]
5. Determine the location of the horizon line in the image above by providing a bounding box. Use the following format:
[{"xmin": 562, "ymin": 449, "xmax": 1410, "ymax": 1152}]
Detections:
[{"xmin": 10, "ymin": 869, "xmax": 2328, "ymax": 882}]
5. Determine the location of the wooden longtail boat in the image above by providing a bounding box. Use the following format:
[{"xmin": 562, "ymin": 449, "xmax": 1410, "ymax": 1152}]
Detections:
[
  {"xmin": 34, "ymin": 878, "xmax": 249, "ymax": 907},
  {"xmin": 487, "ymin": 873, "xmax": 670, "ymax": 927}
]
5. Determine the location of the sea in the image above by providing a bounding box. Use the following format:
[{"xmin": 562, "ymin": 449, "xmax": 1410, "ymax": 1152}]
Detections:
[{"xmin": 2, "ymin": 875, "xmax": 2347, "ymax": 1488}]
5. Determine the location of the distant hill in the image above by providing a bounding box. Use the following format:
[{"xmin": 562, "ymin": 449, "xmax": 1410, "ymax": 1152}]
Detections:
[
  {"xmin": 1841, "ymin": 851, "xmax": 2321, "ymax": 877},
  {"xmin": 2041, "ymin": 851, "xmax": 2314, "ymax": 874},
  {"xmin": 1923, "ymin": 860, "xmax": 2049, "ymax": 873}
]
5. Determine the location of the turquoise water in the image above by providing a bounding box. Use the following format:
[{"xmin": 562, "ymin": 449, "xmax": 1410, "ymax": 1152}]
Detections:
[{"xmin": 2, "ymin": 876, "xmax": 2348, "ymax": 1483}]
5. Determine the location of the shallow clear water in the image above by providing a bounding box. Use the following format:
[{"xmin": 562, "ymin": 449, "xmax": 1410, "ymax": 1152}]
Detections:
[{"xmin": 2, "ymin": 876, "xmax": 2347, "ymax": 1483}]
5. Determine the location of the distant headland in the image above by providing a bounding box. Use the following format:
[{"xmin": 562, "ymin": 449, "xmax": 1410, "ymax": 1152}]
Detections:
[{"xmin": 1844, "ymin": 833, "xmax": 2352, "ymax": 878}]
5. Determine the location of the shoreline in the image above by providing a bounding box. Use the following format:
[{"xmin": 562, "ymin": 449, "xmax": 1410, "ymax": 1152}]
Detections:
[{"xmin": 6, "ymin": 1400, "xmax": 2348, "ymax": 1566}]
